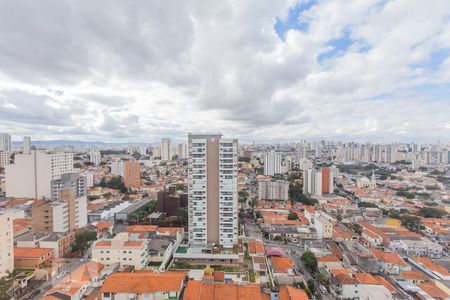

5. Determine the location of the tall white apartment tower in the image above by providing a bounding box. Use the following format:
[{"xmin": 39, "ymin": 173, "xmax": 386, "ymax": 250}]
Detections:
[
  {"xmin": 0, "ymin": 133, "xmax": 11, "ymax": 152},
  {"xmin": 303, "ymin": 168, "xmax": 322, "ymax": 196},
  {"xmin": 0, "ymin": 210, "xmax": 14, "ymax": 277},
  {"xmin": 23, "ymin": 136, "xmax": 31, "ymax": 154},
  {"xmin": 188, "ymin": 133, "xmax": 238, "ymax": 249},
  {"xmin": 5, "ymin": 150, "xmax": 73, "ymax": 199},
  {"xmin": 161, "ymin": 138, "xmax": 172, "ymax": 161},
  {"xmin": 90, "ymin": 146, "xmax": 101, "ymax": 166},
  {"xmin": 178, "ymin": 143, "xmax": 188, "ymax": 159},
  {"xmin": 264, "ymin": 151, "xmax": 282, "ymax": 176}
]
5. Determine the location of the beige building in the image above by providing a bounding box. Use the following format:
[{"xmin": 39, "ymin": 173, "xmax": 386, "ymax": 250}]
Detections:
[
  {"xmin": 188, "ymin": 133, "xmax": 238, "ymax": 248},
  {"xmin": 0, "ymin": 151, "xmax": 10, "ymax": 167},
  {"xmin": 59, "ymin": 188, "xmax": 88, "ymax": 230},
  {"xmin": 258, "ymin": 179, "xmax": 289, "ymax": 201},
  {"xmin": 0, "ymin": 210, "xmax": 14, "ymax": 277},
  {"xmin": 5, "ymin": 150, "xmax": 73, "ymax": 199},
  {"xmin": 92, "ymin": 233, "xmax": 149, "ymax": 270},
  {"xmin": 32, "ymin": 202, "xmax": 69, "ymax": 233}
]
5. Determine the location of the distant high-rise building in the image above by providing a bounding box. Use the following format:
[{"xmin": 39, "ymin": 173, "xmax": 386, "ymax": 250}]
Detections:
[
  {"xmin": 139, "ymin": 146, "xmax": 147, "ymax": 156},
  {"xmin": 188, "ymin": 133, "xmax": 238, "ymax": 248},
  {"xmin": 23, "ymin": 136, "xmax": 31, "ymax": 154},
  {"xmin": 123, "ymin": 160, "xmax": 141, "ymax": 189},
  {"xmin": 178, "ymin": 143, "xmax": 188, "ymax": 160},
  {"xmin": 321, "ymin": 167, "xmax": 334, "ymax": 194},
  {"xmin": 5, "ymin": 150, "xmax": 73, "ymax": 199},
  {"xmin": 0, "ymin": 210, "xmax": 13, "ymax": 277},
  {"xmin": 90, "ymin": 146, "xmax": 101, "ymax": 166},
  {"xmin": 0, "ymin": 133, "xmax": 11, "ymax": 152},
  {"xmin": 157, "ymin": 186, "xmax": 188, "ymax": 216},
  {"xmin": 258, "ymin": 179, "xmax": 289, "ymax": 201},
  {"xmin": 161, "ymin": 138, "xmax": 172, "ymax": 161},
  {"xmin": 111, "ymin": 158, "xmax": 124, "ymax": 177},
  {"xmin": 51, "ymin": 173, "xmax": 86, "ymax": 201},
  {"xmin": 263, "ymin": 151, "xmax": 282, "ymax": 176},
  {"xmin": 303, "ymin": 168, "xmax": 322, "ymax": 196},
  {"xmin": 0, "ymin": 151, "xmax": 10, "ymax": 167}
]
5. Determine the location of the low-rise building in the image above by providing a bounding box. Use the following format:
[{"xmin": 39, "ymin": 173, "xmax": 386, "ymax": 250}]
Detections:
[
  {"xmin": 99, "ymin": 271, "xmax": 185, "ymax": 300},
  {"xmin": 92, "ymin": 232, "xmax": 149, "ymax": 270},
  {"xmin": 16, "ymin": 231, "xmax": 75, "ymax": 258},
  {"xmin": 14, "ymin": 247, "xmax": 53, "ymax": 269}
]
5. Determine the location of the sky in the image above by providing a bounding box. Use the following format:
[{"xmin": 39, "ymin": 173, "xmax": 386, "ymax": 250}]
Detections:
[{"xmin": 0, "ymin": 0, "xmax": 449, "ymax": 144}]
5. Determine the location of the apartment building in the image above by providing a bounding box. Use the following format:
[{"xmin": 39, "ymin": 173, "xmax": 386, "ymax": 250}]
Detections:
[
  {"xmin": 51, "ymin": 172, "xmax": 86, "ymax": 201},
  {"xmin": 314, "ymin": 216, "xmax": 333, "ymax": 239},
  {"xmin": 59, "ymin": 187, "xmax": 88, "ymax": 230},
  {"xmin": 263, "ymin": 150, "xmax": 282, "ymax": 176},
  {"xmin": 0, "ymin": 151, "xmax": 10, "ymax": 167},
  {"xmin": 157, "ymin": 186, "xmax": 188, "ymax": 216},
  {"xmin": 14, "ymin": 247, "xmax": 53, "ymax": 269},
  {"xmin": 92, "ymin": 233, "xmax": 149, "ymax": 270},
  {"xmin": 23, "ymin": 136, "xmax": 31, "ymax": 154},
  {"xmin": 0, "ymin": 133, "xmax": 11, "ymax": 152},
  {"xmin": 161, "ymin": 137, "xmax": 172, "ymax": 161},
  {"xmin": 16, "ymin": 231, "xmax": 75, "ymax": 258},
  {"xmin": 123, "ymin": 160, "xmax": 141, "ymax": 189},
  {"xmin": 303, "ymin": 168, "xmax": 322, "ymax": 196},
  {"xmin": 178, "ymin": 143, "xmax": 188, "ymax": 159},
  {"xmin": 321, "ymin": 167, "xmax": 334, "ymax": 194},
  {"xmin": 5, "ymin": 150, "xmax": 73, "ymax": 199},
  {"xmin": 32, "ymin": 202, "xmax": 69, "ymax": 233},
  {"xmin": 258, "ymin": 179, "xmax": 289, "ymax": 201},
  {"xmin": 0, "ymin": 210, "xmax": 14, "ymax": 277},
  {"xmin": 90, "ymin": 146, "xmax": 102, "ymax": 166},
  {"xmin": 188, "ymin": 133, "xmax": 238, "ymax": 248},
  {"xmin": 110, "ymin": 158, "xmax": 124, "ymax": 177}
]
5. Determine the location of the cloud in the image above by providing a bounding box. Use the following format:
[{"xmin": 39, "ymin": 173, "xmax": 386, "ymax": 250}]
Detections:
[{"xmin": 0, "ymin": 0, "xmax": 449, "ymax": 143}]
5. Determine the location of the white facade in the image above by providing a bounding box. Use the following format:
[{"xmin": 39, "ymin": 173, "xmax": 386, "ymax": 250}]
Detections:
[
  {"xmin": 303, "ymin": 168, "xmax": 322, "ymax": 196},
  {"xmin": 90, "ymin": 147, "xmax": 101, "ymax": 166},
  {"xmin": 314, "ymin": 216, "xmax": 333, "ymax": 239},
  {"xmin": 0, "ymin": 210, "xmax": 14, "ymax": 277},
  {"xmin": 92, "ymin": 233, "xmax": 149, "ymax": 270},
  {"xmin": 23, "ymin": 136, "xmax": 31, "ymax": 154},
  {"xmin": 0, "ymin": 133, "xmax": 11, "ymax": 152},
  {"xmin": 110, "ymin": 159, "xmax": 124, "ymax": 177},
  {"xmin": 0, "ymin": 151, "xmax": 10, "ymax": 167},
  {"xmin": 264, "ymin": 151, "xmax": 282, "ymax": 176},
  {"xmin": 83, "ymin": 171, "xmax": 94, "ymax": 187},
  {"xmin": 160, "ymin": 138, "xmax": 172, "ymax": 161},
  {"xmin": 188, "ymin": 134, "xmax": 238, "ymax": 248},
  {"xmin": 178, "ymin": 143, "xmax": 188, "ymax": 159},
  {"xmin": 5, "ymin": 150, "xmax": 73, "ymax": 199},
  {"xmin": 52, "ymin": 202, "xmax": 70, "ymax": 232}
]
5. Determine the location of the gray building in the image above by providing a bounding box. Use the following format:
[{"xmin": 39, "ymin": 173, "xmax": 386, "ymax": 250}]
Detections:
[{"xmin": 51, "ymin": 173, "xmax": 86, "ymax": 201}]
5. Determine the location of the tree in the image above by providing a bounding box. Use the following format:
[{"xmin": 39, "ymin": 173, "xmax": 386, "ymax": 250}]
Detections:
[
  {"xmin": 317, "ymin": 272, "xmax": 329, "ymax": 287},
  {"xmin": 358, "ymin": 202, "xmax": 378, "ymax": 208},
  {"xmin": 72, "ymin": 229, "xmax": 97, "ymax": 255},
  {"xmin": 400, "ymin": 215, "xmax": 422, "ymax": 232},
  {"xmin": 419, "ymin": 207, "xmax": 447, "ymax": 218},
  {"xmin": 336, "ymin": 214, "xmax": 343, "ymax": 222},
  {"xmin": 238, "ymin": 157, "xmax": 251, "ymax": 163},
  {"xmin": 301, "ymin": 251, "xmax": 318, "ymax": 272},
  {"xmin": 255, "ymin": 211, "xmax": 262, "ymax": 219},
  {"xmin": 352, "ymin": 223, "xmax": 363, "ymax": 234},
  {"xmin": 307, "ymin": 278, "xmax": 316, "ymax": 295},
  {"xmin": 73, "ymin": 162, "xmax": 82, "ymax": 168},
  {"xmin": 175, "ymin": 184, "xmax": 187, "ymax": 192},
  {"xmin": 176, "ymin": 207, "xmax": 188, "ymax": 227},
  {"xmin": 287, "ymin": 212, "xmax": 299, "ymax": 220},
  {"xmin": 396, "ymin": 191, "xmax": 415, "ymax": 199}
]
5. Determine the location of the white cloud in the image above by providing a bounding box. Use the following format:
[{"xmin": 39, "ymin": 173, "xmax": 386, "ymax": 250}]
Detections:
[{"xmin": 0, "ymin": 0, "xmax": 449, "ymax": 143}]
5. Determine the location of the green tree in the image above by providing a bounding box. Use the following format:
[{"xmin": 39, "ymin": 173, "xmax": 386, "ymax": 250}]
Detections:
[
  {"xmin": 396, "ymin": 191, "xmax": 415, "ymax": 199},
  {"xmin": 419, "ymin": 207, "xmax": 447, "ymax": 218},
  {"xmin": 287, "ymin": 212, "xmax": 299, "ymax": 220},
  {"xmin": 336, "ymin": 214, "xmax": 343, "ymax": 222},
  {"xmin": 317, "ymin": 272, "xmax": 329, "ymax": 287},
  {"xmin": 307, "ymin": 278, "xmax": 316, "ymax": 295},
  {"xmin": 301, "ymin": 251, "xmax": 318, "ymax": 272},
  {"xmin": 238, "ymin": 157, "xmax": 251, "ymax": 163},
  {"xmin": 73, "ymin": 162, "xmax": 82, "ymax": 168},
  {"xmin": 400, "ymin": 215, "xmax": 422, "ymax": 232},
  {"xmin": 358, "ymin": 202, "xmax": 378, "ymax": 208},
  {"xmin": 175, "ymin": 184, "xmax": 187, "ymax": 192},
  {"xmin": 352, "ymin": 223, "xmax": 363, "ymax": 234},
  {"xmin": 72, "ymin": 229, "xmax": 97, "ymax": 255}
]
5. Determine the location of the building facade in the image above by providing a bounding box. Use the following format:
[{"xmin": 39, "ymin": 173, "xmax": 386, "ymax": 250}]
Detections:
[
  {"xmin": 188, "ymin": 133, "xmax": 238, "ymax": 248},
  {"xmin": 0, "ymin": 133, "xmax": 11, "ymax": 152},
  {"xmin": 5, "ymin": 150, "xmax": 73, "ymax": 199},
  {"xmin": 303, "ymin": 168, "xmax": 322, "ymax": 196},
  {"xmin": 0, "ymin": 210, "xmax": 14, "ymax": 277},
  {"xmin": 264, "ymin": 151, "xmax": 282, "ymax": 176},
  {"xmin": 161, "ymin": 138, "xmax": 172, "ymax": 161},
  {"xmin": 123, "ymin": 160, "xmax": 141, "ymax": 189},
  {"xmin": 23, "ymin": 136, "xmax": 31, "ymax": 154},
  {"xmin": 51, "ymin": 172, "xmax": 86, "ymax": 201},
  {"xmin": 258, "ymin": 179, "xmax": 289, "ymax": 201}
]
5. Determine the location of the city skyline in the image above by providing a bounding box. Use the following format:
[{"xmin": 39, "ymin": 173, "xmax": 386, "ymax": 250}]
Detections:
[{"xmin": 0, "ymin": 1, "xmax": 449, "ymax": 143}]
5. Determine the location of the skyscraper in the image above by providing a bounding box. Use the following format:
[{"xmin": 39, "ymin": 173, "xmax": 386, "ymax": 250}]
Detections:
[
  {"xmin": 90, "ymin": 146, "xmax": 101, "ymax": 166},
  {"xmin": 303, "ymin": 168, "xmax": 322, "ymax": 196},
  {"xmin": 23, "ymin": 136, "xmax": 31, "ymax": 154},
  {"xmin": 263, "ymin": 150, "xmax": 281, "ymax": 176},
  {"xmin": 0, "ymin": 210, "xmax": 13, "ymax": 277},
  {"xmin": 188, "ymin": 133, "xmax": 238, "ymax": 248},
  {"xmin": 0, "ymin": 133, "xmax": 11, "ymax": 152},
  {"xmin": 321, "ymin": 167, "xmax": 334, "ymax": 194},
  {"xmin": 123, "ymin": 160, "xmax": 141, "ymax": 189},
  {"xmin": 161, "ymin": 138, "xmax": 172, "ymax": 161}
]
